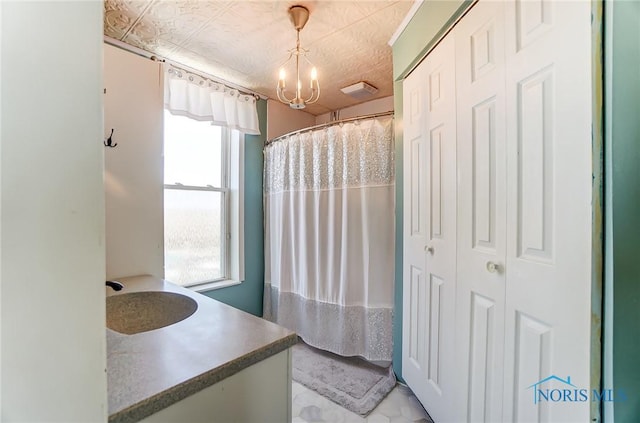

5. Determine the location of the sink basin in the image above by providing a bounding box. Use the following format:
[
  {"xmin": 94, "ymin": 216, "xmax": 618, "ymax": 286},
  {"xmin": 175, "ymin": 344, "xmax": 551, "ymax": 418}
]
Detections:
[{"xmin": 107, "ymin": 291, "xmax": 198, "ymax": 335}]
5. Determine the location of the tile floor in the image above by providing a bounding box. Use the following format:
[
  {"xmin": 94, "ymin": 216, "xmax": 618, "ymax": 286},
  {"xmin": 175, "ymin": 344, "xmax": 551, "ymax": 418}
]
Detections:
[{"xmin": 292, "ymin": 381, "xmax": 434, "ymax": 423}]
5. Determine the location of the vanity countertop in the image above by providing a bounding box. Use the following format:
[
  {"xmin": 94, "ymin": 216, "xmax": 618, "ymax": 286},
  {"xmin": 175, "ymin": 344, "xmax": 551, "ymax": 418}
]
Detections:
[{"xmin": 106, "ymin": 275, "xmax": 297, "ymax": 423}]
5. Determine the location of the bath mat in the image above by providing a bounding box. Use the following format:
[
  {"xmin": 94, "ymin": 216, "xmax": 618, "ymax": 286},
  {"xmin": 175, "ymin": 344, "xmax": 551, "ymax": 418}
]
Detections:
[{"xmin": 291, "ymin": 341, "xmax": 396, "ymax": 416}]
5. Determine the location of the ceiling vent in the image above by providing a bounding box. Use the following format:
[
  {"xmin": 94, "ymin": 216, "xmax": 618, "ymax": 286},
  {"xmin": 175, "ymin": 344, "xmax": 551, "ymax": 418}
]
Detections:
[{"xmin": 340, "ymin": 81, "xmax": 378, "ymax": 99}]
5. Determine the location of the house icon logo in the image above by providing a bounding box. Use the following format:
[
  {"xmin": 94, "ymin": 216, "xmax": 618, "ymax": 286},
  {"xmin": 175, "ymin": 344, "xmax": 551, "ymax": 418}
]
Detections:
[
  {"xmin": 527, "ymin": 375, "xmax": 627, "ymax": 404},
  {"xmin": 527, "ymin": 375, "xmax": 577, "ymax": 404}
]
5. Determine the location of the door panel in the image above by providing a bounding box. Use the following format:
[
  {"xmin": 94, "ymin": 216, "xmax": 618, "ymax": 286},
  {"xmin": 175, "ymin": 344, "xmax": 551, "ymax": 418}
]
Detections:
[
  {"xmin": 516, "ymin": 66, "xmax": 554, "ymax": 262},
  {"xmin": 455, "ymin": 2, "xmax": 507, "ymax": 422},
  {"xmin": 429, "ymin": 125, "xmax": 443, "ymax": 238},
  {"xmin": 403, "ymin": 57, "xmax": 428, "ymax": 384},
  {"xmin": 472, "ymin": 97, "xmax": 498, "ymax": 252},
  {"xmin": 502, "ymin": 1, "xmax": 592, "ymax": 421},
  {"xmin": 428, "ymin": 274, "xmax": 444, "ymax": 389},
  {"xmin": 408, "ymin": 265, "xmax": 425, "ymax": 368},
  {"xmin": 410, "ymin": 138, "xmax": 424, "ymax": 237},
  {"xmin": 403, "ymin": 34, "xmax": 457, "ymax": 423},
  {"xmin": 515, "ymin": 0, "xmax": 553, "ymax": 51},
  {"xmin": 512, "ymin": 312, "xmax": 553, "ymax": 422},
  {"xmin": 467, "ymin": 292, "xmax": 497, "ymax": 422}
]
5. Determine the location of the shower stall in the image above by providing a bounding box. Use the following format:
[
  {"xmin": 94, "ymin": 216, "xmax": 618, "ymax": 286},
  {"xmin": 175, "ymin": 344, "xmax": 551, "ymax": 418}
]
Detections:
[{"xmin": 263, "ymin": 112, "xmax": 395, "ymax": 362}]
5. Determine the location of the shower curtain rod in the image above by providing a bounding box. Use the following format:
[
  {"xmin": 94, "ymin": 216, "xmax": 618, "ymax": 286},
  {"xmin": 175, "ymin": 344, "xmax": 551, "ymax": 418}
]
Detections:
[{"xmin": 265, "ymin": 110, "xmax": 394, "ymax": 146}]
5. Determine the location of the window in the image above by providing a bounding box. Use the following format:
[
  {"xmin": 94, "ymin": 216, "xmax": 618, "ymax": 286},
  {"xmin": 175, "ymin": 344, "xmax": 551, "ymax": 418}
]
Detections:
[{"xmin": 163, "ymin": 110, "xmax": 243, "ymax": 289}]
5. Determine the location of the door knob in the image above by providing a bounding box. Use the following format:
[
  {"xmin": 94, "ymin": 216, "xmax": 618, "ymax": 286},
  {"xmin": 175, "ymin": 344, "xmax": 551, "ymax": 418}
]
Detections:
[
  {"xmin": 486, "ymin": 261, "xmax": 501, "ymax": 273},
  {"xmin": 424, "ymin": 245, "xmax": 434, "ymax": 254}
]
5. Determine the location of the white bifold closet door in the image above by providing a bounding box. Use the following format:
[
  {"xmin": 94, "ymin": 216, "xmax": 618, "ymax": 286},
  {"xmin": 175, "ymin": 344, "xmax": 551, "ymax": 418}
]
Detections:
[
  {"xmin": 500, "ymin": 0, "xmax": 592, "ymax": 421},
  {"xmin": 403, "ymin": 0, "xmax": 593, "ymax": 422},
  {"xmin": 454, "ymin": 1, "xmax": 508, "ymax": 422},
  {"xmin": 456, "ymin": 1, "xmax": 592, "ymax": 421},
  {"xmin": 402, "ymin": 35, "xmax": 457, "ymax": 423}
]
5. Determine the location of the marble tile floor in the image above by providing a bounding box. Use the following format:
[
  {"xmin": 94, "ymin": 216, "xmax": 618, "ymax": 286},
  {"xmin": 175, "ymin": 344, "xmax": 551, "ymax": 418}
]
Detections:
[{"xmin": 292, "ymin": 381, "xmax": 434, "ymax": 423}]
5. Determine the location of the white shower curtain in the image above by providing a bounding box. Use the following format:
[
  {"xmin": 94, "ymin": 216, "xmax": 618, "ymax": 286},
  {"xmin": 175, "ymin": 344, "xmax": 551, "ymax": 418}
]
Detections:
[{"xmin": 263, "ymin": 115, "xmax": 395, "ymax": 362}]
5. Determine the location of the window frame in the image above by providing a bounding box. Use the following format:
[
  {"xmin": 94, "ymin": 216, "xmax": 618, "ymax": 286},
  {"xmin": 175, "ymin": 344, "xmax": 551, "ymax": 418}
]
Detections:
[{"xmin": 163, "ymin": 116, "xmax": 235, "ymax": 288}]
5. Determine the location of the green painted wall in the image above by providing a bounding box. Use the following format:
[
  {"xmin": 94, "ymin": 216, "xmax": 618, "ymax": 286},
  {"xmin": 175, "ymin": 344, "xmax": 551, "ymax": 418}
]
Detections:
[
  {"xmin": 391, "ymin": 0, "xmax": 470, "ymax": 381},
  {"xmin": 607, "ymin": 1, "xmax": 640, "ymax": 420},
  {"xmin": 393, "ymin": 0, "xmax": 469, "ymax": 80},
  {"xmin": 392, "ymin": 83, "xmax": 404, "ymax": 381},
  {"xmin": 203, "ymin": 99, "xmax": 267, "ymax": 317}
]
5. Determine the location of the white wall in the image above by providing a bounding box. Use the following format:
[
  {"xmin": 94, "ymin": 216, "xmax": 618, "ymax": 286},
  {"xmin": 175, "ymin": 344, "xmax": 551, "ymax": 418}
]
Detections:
[
  {"xmin": 267, "ymin": 99, "xmax": 316, "ymax": 140},
  {"xmin": 0, "ymin": 2, "xmax": 107, "ymax": 421},
  {"xmin": 315, "ymin": 96, "xmax": 394, "ymax": 125},
  {"xmin": 104, "ymin": 44, "xmax": 164, "ymax": 280}
]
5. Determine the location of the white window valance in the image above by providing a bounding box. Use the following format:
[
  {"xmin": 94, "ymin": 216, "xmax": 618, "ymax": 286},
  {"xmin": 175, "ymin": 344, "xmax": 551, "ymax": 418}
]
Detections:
[{"xmin": 164, "ymin": 65, "xmax": 260, "ymax": 135}]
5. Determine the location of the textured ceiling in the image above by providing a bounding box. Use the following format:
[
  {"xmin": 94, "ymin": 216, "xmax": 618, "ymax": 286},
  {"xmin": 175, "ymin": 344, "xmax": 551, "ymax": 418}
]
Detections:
[{"xmin": 104, "ymin": 0, "xmax": 413, "ymax": 115}]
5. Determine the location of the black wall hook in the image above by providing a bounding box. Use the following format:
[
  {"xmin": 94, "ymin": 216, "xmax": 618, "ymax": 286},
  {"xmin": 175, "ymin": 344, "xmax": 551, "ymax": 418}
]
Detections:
[{"xmin": 104, "ymin": 128, "xmax": 117, "ymax": 148}]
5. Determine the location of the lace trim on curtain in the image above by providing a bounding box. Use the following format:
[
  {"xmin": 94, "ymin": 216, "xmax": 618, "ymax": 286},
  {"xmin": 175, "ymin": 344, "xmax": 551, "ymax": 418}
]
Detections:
[
  {"xmin": 264, "ymin": 116, "xmax": 394, "ymax": 193},
  {"xmin": 164, "ymin": 65, "xmax": 260, "ymax": 135},
  {"xmin": 264, "ymin": 286, "xmax": 393, "ymax": 362}
]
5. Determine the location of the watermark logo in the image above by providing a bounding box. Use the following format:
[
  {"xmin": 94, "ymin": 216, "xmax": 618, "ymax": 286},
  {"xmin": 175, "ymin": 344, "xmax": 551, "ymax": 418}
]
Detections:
[{"xmin": 527, "ymin": 375, "xmax": 627, "ymax": 404}]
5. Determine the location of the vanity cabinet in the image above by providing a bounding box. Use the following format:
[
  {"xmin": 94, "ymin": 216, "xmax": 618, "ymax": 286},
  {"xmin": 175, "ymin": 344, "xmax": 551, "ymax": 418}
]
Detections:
[
  {"xmin": 142, "ymin": 350, "xmax": 291, "ymax": 423},
  {"xmin": 107, "ymin": 275, "xmax": 296, "ymax": 423}
]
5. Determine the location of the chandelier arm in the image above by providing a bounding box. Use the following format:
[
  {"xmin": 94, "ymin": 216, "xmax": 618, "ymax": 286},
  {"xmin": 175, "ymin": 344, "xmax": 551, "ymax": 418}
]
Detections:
[
  {"xmin": 277, "ymin": 87, "xmax": 294, "ymax": 103},
  {"xmin": 305, "ymin": 85, "xmax": 318, "ymax": 104},
  {"xmin": 304, "ymin": 86, "xmax": 320, "ymax": 103},
  {"xmin": 300, "ymin": 42, "xmax": 318, "ymax": 104}
]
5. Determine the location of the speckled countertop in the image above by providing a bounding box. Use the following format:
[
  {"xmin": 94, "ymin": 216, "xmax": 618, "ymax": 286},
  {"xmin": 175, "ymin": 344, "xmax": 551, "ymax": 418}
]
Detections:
[{"xmin": 107, "ymin": 275, "xmax": 297, "ymax": 423}]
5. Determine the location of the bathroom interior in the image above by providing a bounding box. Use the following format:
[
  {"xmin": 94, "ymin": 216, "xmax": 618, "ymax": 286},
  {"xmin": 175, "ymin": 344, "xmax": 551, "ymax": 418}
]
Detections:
[
  {"xmin": 2, "ymin": 1, "xmax": 640, "ymax": 422},
  {"xmin": 100, "ymin": 1, "xmax": 415, "ymax": 421}
]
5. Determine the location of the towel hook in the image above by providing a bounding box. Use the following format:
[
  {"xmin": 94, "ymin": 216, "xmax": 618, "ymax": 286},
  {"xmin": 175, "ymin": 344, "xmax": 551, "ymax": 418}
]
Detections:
[{"xmin": 104, "ymin": 128, "xmax": 117, "ymax": 148}]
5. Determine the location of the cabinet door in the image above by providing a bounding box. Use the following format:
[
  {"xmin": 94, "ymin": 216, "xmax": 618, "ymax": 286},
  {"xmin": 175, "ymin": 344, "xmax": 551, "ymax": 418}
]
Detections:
[
  {"xmin": 455, "ymin": 2, "xmax": 508, "ymax": 421},
  {"xmin": 502, "ymin": 1, "xmax": 593, "ymax": 421},
  {"xmin": 402, "ymin": 35, "xmax": 458, "ymax": 423}
]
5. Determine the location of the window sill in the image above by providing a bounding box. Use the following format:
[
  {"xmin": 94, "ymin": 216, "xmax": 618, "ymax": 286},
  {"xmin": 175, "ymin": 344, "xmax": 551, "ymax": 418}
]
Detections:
[{"xmin": 188, "ymin": 279, "xmax": 242, "ymax": 293}]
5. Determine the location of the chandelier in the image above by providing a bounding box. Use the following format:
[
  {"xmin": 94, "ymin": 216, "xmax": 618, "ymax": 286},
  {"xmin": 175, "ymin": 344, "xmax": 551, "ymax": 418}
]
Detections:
[{"xmin": 276, "ymin": 5, "xmax": 320, "ymax": 109}]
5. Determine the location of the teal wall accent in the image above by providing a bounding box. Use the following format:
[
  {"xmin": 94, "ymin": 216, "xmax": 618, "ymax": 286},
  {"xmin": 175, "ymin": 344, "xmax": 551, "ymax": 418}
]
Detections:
[
  {"xmin": 607, "ymin": 1, "xmax": 640, "ymax": 420},
  {"xmin": 203, "ymin": 99, "xmax": 267, "ymax": 317},
  {"xmin": 391, "ymin": 0, "xmax": 471, "ymax": 382},
  {"xmin": 393, "ymin": 0, "xmax": 469, "ymax": 80},
  {"xmin": 392, "ymin": 82, "xmax": 404, "ymax": 381}
]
